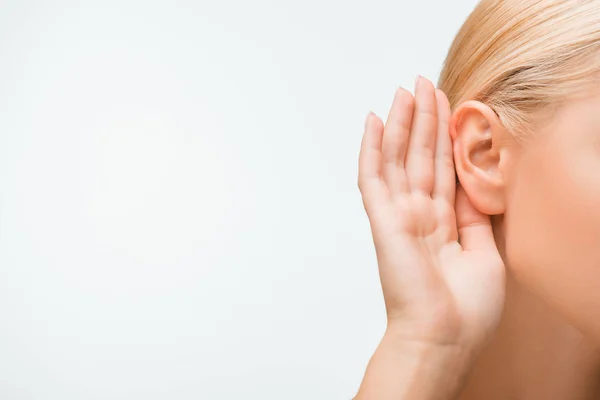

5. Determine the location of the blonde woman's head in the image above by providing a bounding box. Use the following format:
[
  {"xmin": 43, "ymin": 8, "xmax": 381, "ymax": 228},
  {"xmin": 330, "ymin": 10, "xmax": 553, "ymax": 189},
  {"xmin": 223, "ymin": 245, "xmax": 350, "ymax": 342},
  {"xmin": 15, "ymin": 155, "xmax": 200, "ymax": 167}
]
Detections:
[
  {"xmin": 439, "ymin": 0, "xmax": 600, "ymax": 137},
  {"xmin": 438, "ymin": 0, "xmax": 600, "ymax": 340}
]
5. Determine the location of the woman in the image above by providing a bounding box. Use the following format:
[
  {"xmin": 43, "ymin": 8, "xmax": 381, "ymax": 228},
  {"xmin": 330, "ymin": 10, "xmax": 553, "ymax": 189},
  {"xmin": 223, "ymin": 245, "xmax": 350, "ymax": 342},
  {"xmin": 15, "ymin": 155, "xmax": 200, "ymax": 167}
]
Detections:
[{"xmin": 354, "ymin": 0, "xmax": 600, "ymax": 399}]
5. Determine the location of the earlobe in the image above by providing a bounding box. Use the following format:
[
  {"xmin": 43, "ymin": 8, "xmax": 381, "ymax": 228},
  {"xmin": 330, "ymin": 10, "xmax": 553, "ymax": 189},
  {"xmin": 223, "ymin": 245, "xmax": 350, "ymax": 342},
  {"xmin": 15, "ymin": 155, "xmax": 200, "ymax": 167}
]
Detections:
[{"xmin": 451, "ymin": 101, "xmax": 507, "ymax": 215}]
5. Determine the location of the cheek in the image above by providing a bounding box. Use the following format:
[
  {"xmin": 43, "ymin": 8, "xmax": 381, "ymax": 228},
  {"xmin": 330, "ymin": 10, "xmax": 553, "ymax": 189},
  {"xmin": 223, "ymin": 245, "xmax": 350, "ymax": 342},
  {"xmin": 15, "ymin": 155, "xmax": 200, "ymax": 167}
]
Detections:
[{"xmin": 504, "ymin": 146, "xmax": 600, "ymax": 340}]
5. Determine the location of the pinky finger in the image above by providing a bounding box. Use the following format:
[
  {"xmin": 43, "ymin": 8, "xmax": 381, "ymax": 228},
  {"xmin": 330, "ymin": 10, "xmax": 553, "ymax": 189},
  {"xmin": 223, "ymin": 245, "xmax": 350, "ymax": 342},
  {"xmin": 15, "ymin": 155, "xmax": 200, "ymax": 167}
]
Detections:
[{"xmin": 455, "ymin": 185, "xmax": 496, "ymax": 253}]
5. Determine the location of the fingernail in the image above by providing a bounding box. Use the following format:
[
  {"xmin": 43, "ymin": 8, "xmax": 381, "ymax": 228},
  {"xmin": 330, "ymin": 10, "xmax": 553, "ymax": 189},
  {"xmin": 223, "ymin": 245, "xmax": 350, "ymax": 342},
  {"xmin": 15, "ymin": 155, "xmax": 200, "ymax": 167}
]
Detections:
[
  {"xmin": 365, "ymin": 111, "xmax": 372, "ymax": 127},
  {"xmin": 415, "ymin": 74, "xmax": 422, "ymax": 88}
]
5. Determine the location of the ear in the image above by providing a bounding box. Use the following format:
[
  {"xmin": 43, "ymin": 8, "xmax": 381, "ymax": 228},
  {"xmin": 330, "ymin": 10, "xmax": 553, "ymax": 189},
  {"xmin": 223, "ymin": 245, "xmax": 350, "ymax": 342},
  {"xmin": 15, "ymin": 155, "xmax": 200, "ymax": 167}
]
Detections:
[{"xmin": 450, "ymin": 101, "xmax": 510, "ymax": 215}]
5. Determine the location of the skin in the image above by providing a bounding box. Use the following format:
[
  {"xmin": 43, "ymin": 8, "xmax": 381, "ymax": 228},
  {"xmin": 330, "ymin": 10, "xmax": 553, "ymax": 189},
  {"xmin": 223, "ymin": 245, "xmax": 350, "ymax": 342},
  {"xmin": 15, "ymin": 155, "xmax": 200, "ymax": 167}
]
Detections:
[
  {"xmin": 455, "ymin": 86, "xmax": 600, "ymax": 399},
  {"xmin": 355, "ymin": 76, "xmax": 505, "ymax": 399},
  {"xmin": 355, "ymin": 76, "xmax": 600, "ymax": 399},
  {"xmin": 452, "ymin": 89, "xmax": 600, "ymax": 343}
]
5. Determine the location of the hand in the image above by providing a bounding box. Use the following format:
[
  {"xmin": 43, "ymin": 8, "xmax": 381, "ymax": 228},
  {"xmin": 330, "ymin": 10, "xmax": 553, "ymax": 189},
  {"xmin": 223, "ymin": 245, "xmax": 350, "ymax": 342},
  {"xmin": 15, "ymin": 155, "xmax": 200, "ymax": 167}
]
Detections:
[{"xmin": 355, "ymin": 77, "xmax": 505, "ymax": 398}]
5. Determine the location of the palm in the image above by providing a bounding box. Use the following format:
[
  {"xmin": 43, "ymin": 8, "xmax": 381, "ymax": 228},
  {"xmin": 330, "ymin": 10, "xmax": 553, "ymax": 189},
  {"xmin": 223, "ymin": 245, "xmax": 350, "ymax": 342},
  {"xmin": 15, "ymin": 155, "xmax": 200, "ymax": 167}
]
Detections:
[{"xmin": 358, "ymin": 78, "xmax": 505, "ymax": 350}]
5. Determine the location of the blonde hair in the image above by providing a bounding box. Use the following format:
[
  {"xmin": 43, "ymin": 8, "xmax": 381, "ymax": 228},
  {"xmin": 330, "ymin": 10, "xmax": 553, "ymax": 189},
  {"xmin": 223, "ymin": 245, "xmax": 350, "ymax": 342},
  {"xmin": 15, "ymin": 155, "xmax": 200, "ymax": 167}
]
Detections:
[{"xmin": 437, "ymin": 0, "xmax": 600, "ymax": 139}]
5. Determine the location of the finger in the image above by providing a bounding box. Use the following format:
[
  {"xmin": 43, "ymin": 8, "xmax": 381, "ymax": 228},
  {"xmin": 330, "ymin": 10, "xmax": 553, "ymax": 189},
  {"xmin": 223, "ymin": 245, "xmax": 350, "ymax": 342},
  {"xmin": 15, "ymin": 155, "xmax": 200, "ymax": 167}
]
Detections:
[
  {"xmin": 358, "ymin": 112, "xmax": 388, "ymax": 212},
  {"xmin": 381, "ymin": 87, "xmax": 414, "ymax": 196},
  {"xmin": 405, "ymin": 76, "xmax": 438, "ymax": 194},
  {"xmin": 432, "ymin": 89, "xmax": 455, "ymax": 203},
  {"xmin": 455, "ymin": 184, "xmax": 496, "ymax": 253}
]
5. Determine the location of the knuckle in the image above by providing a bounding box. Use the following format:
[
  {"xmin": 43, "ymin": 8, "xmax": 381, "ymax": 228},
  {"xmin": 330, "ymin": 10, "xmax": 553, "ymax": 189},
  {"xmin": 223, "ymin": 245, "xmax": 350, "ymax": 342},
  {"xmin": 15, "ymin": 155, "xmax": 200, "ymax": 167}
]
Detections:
[
  {"xmin": 357, "ymin": 176, "xmax": 364, "ymax": 190},
  {"xmin": 408, "ymin": 145, "xmax": 435, "ymax": 161},
  {"xmin": 357, "ymin": 174, "xmax": 370, "ymax": 191},
  {"xmin": 417, "ymin": 109, "xmax": 438, "ymax": 123},
  {"xmin": 437, "ymin": 154, "xmax": 454, "ymax": 169}
]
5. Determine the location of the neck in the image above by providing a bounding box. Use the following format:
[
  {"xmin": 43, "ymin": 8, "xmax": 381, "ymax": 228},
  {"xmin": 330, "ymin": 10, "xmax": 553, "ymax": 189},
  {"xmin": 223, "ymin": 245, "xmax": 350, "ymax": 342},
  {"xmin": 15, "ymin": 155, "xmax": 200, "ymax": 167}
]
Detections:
[{"xmin": 460, "ymin": 215, "xmax": 600, "ymax": 400}]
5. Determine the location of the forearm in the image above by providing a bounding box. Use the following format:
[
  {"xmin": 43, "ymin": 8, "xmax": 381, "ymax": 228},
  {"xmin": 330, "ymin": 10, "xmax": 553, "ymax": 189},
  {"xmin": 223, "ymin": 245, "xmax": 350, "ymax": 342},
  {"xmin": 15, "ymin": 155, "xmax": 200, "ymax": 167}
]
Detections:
[{"xmin": 354, "ymin": 328, "xmax": 473, "ymax": 400}]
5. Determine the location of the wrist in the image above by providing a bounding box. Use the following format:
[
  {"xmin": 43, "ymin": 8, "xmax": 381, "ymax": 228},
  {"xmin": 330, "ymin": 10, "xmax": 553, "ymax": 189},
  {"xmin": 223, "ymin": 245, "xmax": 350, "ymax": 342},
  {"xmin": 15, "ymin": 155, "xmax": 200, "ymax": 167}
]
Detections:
[
  {"xmin": 355, "ymin": 326, "xmax": 475, "ymax": 400},
  {"xmin": 383, "ymin": 321, "xmax": 473, "ymax": 359}
]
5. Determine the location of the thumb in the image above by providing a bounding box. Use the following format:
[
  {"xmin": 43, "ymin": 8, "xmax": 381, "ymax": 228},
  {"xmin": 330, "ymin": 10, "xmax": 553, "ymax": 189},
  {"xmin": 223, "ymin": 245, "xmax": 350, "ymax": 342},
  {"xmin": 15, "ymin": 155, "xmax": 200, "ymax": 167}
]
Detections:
[{"xmin": 455, "ymin": 184, "xmax": 496, "ymax": 253}]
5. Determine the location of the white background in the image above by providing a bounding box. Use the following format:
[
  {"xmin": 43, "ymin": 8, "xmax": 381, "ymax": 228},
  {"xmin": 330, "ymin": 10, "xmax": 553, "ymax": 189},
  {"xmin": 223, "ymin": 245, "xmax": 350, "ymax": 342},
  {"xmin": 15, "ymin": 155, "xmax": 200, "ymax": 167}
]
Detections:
[{"xmin": 0, "ymin": 0, "xmax": 479, "ymax": 398}]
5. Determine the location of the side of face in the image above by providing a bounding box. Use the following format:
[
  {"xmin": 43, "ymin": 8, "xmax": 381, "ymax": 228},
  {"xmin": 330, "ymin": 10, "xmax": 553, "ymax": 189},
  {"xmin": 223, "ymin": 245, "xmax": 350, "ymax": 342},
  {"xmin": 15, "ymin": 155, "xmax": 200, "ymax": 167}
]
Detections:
[{"xmin": 452, "ymin": 91, "xmax": 600, "ymax": 341}]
